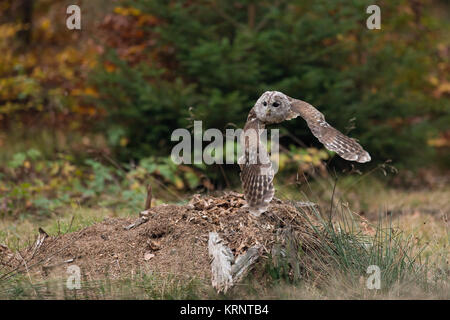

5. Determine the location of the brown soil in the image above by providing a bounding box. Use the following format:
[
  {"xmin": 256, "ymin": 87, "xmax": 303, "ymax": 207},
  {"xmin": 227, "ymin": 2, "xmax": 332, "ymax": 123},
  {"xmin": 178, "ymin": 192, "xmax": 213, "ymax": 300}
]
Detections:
[{"xmin": 0, "ymin": 192, "xmax": 327, "ymax": 283}]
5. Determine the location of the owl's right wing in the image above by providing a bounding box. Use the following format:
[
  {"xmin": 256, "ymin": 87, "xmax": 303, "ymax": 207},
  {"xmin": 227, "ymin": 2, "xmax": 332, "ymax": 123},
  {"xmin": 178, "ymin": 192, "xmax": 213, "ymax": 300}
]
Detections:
[
  {"xmin": 288, "ymin": 98, "xmax": 371, "ymax": 163},
  {"xmin": 240, "ymin": 161, "xmax": 275, "ymax": 217},
  {"xmin": 239, "ymin": 113, "xmax": 275, "ymax": 216}
]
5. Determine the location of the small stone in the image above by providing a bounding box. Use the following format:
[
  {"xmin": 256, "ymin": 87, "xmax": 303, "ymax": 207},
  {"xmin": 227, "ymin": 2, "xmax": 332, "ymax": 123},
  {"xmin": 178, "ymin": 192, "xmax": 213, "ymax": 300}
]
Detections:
[{"xmin": 144, "ymin": 252, "xmax": 155, "ymax": 261}]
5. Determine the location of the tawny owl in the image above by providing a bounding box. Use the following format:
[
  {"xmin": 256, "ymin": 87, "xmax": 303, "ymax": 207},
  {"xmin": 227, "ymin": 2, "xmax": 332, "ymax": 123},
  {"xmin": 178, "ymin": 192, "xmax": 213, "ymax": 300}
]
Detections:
[{"xmin": 240, "ymin": 91, "xmax": 371, "ymax": 216}]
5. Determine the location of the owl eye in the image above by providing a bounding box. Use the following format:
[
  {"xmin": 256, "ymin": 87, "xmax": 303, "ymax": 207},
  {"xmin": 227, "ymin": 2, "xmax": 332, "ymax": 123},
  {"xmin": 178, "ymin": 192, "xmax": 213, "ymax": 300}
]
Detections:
[
  {"xmin": 263, "ymin": 101, "xmax": 267, "ymax": 106},
  {"xmin": 272, "ymin": 102, "xmax": 280, "ymax": 107}
]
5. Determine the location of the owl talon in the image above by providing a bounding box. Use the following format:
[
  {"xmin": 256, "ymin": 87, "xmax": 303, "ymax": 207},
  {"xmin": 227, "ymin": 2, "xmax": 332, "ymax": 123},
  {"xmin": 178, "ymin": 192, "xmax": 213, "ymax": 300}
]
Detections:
[{"xmin": 248, "ymin": 206, "xmax": 267, "ymax": 217}]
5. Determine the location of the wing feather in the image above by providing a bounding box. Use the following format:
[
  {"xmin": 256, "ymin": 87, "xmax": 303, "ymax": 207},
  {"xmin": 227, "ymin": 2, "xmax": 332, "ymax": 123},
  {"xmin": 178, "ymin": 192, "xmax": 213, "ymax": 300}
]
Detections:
[
  {"xmin": 289, "ymin": 99, "xmax": 371, "ymax": 163},
  {"xmin": 239, "ymin": 113, "xmax": 275, "ymax": 216}
]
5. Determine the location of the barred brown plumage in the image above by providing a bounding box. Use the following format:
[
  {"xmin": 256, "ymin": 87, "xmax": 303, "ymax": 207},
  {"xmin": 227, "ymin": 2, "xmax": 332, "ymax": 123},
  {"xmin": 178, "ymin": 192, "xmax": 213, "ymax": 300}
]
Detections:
[{"xmin": 240, "ymin": 91, "xmax": 371, "ymax": 216}]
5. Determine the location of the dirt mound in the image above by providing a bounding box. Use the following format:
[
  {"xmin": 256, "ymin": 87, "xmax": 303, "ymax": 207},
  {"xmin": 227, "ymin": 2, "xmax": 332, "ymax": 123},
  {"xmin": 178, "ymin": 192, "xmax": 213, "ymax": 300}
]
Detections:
[{"xmin": 1, "ymin": 192, "xmax": 323, "ymax": 283}]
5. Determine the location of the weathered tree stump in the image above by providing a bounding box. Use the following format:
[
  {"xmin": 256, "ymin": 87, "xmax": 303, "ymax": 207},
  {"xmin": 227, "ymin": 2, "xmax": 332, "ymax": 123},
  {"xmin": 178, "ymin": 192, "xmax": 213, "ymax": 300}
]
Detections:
[
  {"xmin": 206, "ymin": 199, "xmax": 320, "ymax": 293},
  {"xmin": 208, "ymin": 232, "xmax": 260, "ymax": 293}
]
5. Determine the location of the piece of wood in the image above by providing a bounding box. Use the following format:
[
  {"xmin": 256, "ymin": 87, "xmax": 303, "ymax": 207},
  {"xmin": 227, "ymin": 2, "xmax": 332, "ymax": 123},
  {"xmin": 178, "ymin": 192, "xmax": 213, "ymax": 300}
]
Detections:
[
  {"xmin": 281, "ymin": 226, "xmax": 301, "ymax": 281},
  {"xmin": 293, "ymin": 201, "xmax": 318, "ymax": 211},
  {"xmin": 31, "ymin": 227, "xmax": 48, "ymax": 257},
  {"xmin": 144, "ymin": 184, "xmax": 152, "ymax": 210},
  {"xmin": 42, "ymin": 258, "xmax": 75, "ymax": 273},
  {"xmin": 208, "ymin": 232, "xmax": 261, "ymax": 293},
  {"xmin": 123, "ymin": 216, "xmax": 148, "ymax": 230},
  {"xmin": 231, "ymin": 245, "xmax": 260, "ymax": 282},
  {"xmin": 124, "ymin": 184, "xmax": 152, "ymax": 231},
  {"xmin": 208, "ymin": 232, "xmax": 234, "ymax": 293}
]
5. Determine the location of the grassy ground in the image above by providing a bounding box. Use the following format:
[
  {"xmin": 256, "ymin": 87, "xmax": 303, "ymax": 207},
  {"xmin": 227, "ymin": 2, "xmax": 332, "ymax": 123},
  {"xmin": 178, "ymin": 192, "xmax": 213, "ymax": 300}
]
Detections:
[{"xmin": 0, "ymin": 179, "xmax": 448, "ymax": 299}]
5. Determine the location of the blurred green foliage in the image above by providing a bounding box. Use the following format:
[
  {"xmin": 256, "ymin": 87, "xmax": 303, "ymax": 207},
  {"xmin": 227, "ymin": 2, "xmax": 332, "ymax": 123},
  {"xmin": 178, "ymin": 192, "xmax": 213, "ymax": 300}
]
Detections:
[
  {"xmin": 0, "ymin": 149, "xmax": 206, "ymax": 218},
  {"xmin": 0, "ymin": 0, "xmax": 449, "ymax": 209},
  {"xmin": 91, "ymin": 0, "xmax": 450, "ymax": 169}
]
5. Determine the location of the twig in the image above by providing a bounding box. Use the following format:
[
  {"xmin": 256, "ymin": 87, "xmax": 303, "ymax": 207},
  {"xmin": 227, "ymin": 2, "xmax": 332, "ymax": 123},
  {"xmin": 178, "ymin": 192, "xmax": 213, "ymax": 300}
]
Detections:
[
  {"xmin": 0, "ymin": 232, "xmax": 84, "ymax": 282},
  {"xmin": 329, "ymin": 175, "xmax": 338, "ymax": 225},
  {"xmin": 150, "ymin": 176, "xmax": 184, "ymax": 202},
  {"xmin": 248, "ymin": 3, "xmax": 256, "ymax": 29},
  {"xmin": 123, "ymin": 216, "xmax": 149, "ymax": 231},
  {"xmin": 68, "ymin": 216, "xmax": 75, "ymax": 233},
  {"xmin": 255, "ymin": 0, "xmax": 283, "ymax": 32},
  {"xmin": 42, "ymin": 258, "xmax": 76, "ymax": 273},
  {"xmin": 210, "ymin": 0, "xmax": 242, "ymax": 29},
  {"xmin": 144, "ymin": 184, "xmax": 152, "ymax": 210},
  {"xmin": 124, "ymin": 184, "xmax": 153, "ymax": 230},
  {"xmin": 89, "ymin": 148, "xmax": 126, "ymax": 173},
  {"xmin": 218, "ymin": 164, "xmax": 231, "ymax": 189},
  {"xmin": 17, "ymin": 251, "xmax": 38, "ymax": 296},
  {"xmin": 31, "ymin": 228, "xmax": 49, "ymax": 259}
]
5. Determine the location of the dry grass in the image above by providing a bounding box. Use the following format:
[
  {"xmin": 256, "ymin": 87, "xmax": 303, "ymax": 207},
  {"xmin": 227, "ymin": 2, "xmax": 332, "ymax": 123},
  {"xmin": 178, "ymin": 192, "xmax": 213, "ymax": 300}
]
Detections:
[{"xmin": 0, "ymin": 207, "xmax": 132, "ymax": 251}]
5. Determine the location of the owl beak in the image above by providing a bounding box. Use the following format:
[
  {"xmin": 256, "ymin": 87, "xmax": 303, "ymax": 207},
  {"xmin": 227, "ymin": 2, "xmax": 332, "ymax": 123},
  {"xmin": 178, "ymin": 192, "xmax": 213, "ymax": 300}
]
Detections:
[{"xmin": 266, "ymin": 109, "xmax": 271, "ymax": 116}]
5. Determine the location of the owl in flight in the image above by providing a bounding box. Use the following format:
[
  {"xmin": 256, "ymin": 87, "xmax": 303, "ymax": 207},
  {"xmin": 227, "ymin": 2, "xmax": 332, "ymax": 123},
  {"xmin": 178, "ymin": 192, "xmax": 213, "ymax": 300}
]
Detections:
[{"xmin": 239, "ymin": 91, "xmax": 371, "ymax": 216}]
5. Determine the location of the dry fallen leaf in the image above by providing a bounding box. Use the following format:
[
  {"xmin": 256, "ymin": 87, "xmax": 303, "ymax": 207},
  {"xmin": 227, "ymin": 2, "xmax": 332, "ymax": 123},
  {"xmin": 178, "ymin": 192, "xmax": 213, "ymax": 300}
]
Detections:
[{"xmin": 147, "ymin": 239, "xmax": 161, "ymax": 251}]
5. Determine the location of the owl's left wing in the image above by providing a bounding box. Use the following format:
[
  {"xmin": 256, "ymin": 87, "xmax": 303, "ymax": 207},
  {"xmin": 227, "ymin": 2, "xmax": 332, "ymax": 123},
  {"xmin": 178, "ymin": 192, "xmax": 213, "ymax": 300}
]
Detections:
[{"xmin": 287, "ymin": 98, "xmax": 371, "ymax": 163}]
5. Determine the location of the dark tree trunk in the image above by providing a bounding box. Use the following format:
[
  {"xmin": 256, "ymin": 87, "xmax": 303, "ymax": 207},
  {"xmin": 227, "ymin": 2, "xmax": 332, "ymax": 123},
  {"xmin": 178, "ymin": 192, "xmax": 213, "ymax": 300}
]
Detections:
[{"xmin": 17, "ymin": 0, "xmax": 34, "ymax": 47}]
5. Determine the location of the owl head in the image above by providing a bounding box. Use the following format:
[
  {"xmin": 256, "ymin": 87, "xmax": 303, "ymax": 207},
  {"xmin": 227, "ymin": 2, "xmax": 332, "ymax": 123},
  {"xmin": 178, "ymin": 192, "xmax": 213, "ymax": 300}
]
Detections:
[{"xmin": 253, "ymin": 91, "xmax": 296, "ymax": 124}]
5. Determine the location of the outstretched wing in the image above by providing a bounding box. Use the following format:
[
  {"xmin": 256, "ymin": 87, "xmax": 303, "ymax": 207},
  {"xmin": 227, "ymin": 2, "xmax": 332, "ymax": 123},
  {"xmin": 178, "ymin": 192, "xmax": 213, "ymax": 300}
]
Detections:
[
  {"xmin": 288, "ymin": 98, "xmax": 371, "ymax": 163},
  {"xmin": 239, "ymin": 111, "xmax": 275, "ymax": 216}
]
